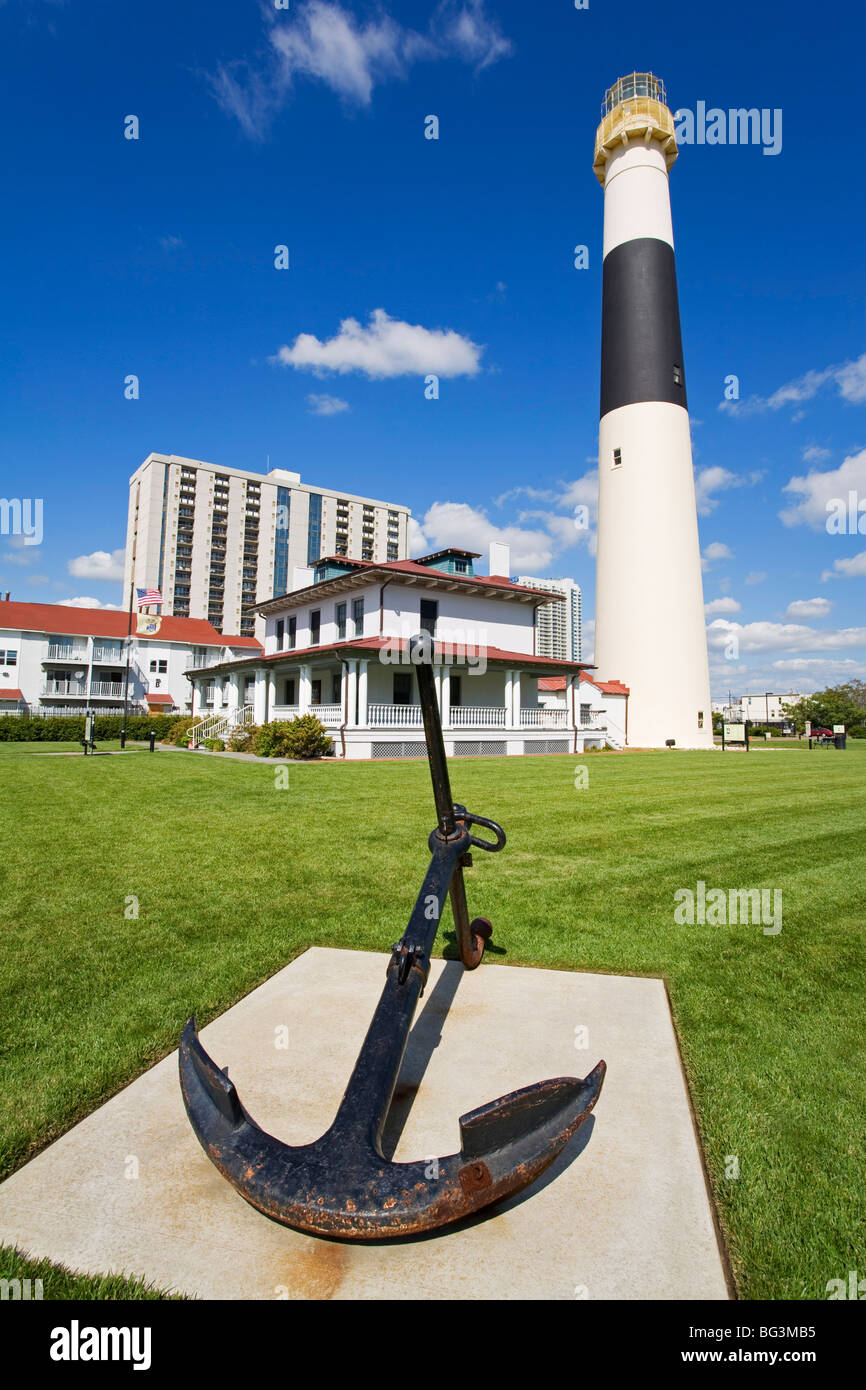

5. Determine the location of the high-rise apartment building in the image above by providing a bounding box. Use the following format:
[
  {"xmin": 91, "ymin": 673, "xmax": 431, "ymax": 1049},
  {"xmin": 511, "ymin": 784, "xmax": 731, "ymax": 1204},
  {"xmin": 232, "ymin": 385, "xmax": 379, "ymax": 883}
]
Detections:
[
  {"xmin": 515, "ymin": 576, "xmax": 582, "ymax": 661},
  {"xmin": 124, "ymin": 454, "xmax": 411, "ymax": 636}
]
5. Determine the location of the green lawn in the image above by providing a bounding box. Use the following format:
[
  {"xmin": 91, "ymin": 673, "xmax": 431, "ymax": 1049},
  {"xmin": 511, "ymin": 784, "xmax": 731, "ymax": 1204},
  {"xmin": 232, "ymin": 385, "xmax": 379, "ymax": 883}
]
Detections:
[{"xmin": 1, "ymin": 740, "xmax": 864, "ymax": 1299}]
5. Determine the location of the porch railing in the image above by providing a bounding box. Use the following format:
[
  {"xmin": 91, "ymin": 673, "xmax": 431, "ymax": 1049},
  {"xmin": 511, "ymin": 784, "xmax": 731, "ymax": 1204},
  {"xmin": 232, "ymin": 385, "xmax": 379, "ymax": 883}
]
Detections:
[
  {"xmin": 520, "ymin": 707, "xmax": 569, "ymax": 728},
  {"xmin": 45, "ymin": 645, "xmax": 87, "ymax": 661},
  {"xmin": 369, "ymin": 703, "xmax": 424, "ymax": 727},
  {"xmin": 450, "ymin": 705, "xmax": 507, "ymax": 727},
  {"xmin": 90, "ymin": 682, "xmax": 125, "ymax": 698}
]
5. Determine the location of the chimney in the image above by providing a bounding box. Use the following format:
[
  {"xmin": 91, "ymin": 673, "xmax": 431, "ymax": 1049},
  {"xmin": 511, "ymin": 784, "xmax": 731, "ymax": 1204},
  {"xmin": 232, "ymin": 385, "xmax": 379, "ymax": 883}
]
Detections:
[
  {"xmin": 292, "ymin": 565, "xmax": 315, "ymax": 591},
  {"xmin": 488, "ymin": 542, "xmax": 510, "ymax": 578}
]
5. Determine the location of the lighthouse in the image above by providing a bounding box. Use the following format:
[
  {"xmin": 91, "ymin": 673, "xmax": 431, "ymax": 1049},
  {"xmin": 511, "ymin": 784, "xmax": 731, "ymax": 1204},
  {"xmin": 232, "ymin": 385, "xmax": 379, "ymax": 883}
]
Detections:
[{"xmin": 593, "ymin": 73, "xmax": 714, "ymax": 749}]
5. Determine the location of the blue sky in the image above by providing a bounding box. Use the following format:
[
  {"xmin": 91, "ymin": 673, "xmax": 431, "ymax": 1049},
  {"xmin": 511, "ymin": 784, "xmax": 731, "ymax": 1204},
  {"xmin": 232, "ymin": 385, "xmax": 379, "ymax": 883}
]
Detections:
[{"xmin": 1, "ymin": 0, "xmax": 864, "ymax": 697}]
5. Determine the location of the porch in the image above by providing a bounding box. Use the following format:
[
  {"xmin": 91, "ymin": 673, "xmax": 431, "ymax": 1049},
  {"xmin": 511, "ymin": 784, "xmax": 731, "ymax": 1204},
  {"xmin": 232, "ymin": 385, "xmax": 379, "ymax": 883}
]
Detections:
[{"xmin": 192, "ymin": 652, "xmax": 617, "ymax": 755}]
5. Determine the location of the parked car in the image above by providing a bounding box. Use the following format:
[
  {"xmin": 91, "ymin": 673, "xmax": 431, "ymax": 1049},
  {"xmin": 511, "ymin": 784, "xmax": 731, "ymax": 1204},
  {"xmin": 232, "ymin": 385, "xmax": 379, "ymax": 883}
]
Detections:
[{"xmin": 810, "ymin": 727, "xmax": 834, "ymax": 739}]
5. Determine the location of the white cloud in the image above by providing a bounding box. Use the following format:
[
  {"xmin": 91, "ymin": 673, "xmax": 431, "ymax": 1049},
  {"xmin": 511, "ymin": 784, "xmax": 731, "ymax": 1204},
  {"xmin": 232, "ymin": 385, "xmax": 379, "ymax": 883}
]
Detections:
[
  {"xmin": 694, "ymin": 466, "xmax": 762, "ymax": 515},
  {"xmin": 702, "ymin": 541, "xmax": 733, "ymax": 570},
  {"xmin": 803, "ymin": 444, "xmax": 831, "ymax": 463},
  {"xmin": 744, "ymin": 571, "xmax": 767, "ymax": 586},
  {"xmin": 408, "ymin": 516, "xmax": 432, "ymax": 557},
  {"xmin": 159, "ymin": 234, "xmax": 183, "ymax": 251},
  {"xmin": 67, "ymin": 548, "xmax": 125, "ymax": 583},
  {"xmin": 705, "ymin": 597, "xmax": 741, "ymax": 615},
  {"xmin": 416, "ymin": 500, "xmax": 555, "ymax": 572},
  {"xmin": 707, "ymin": 618, "xmax": 866, "ymax": 654},
  {"xmin": 2, "ymin": 548, "xmax": 40, "ymax": 566},
  {"xmin": 306, "ymin": 392, "xmax": 350, "ymax": 416},
  {"xmin": 58, "ymin": 596, "xmax": 122, "ymax": 610},
  {"xmin": 719, "ymin": 352, "xmax": 866, "ymax": 416},
  {"xmin": 272, "ymin": 308, "xmax": 483, "ymax": 379},
  {"xmin": 209, "ymin": 0, "xmax": 512, "ymax": 137},
  {"xmin": 822, "ymin": 550, "xmax": 866, "ymax": 581},
  {"xmin": 770, "ymin": 658, "xmax": 862, "ymax": 673},
  {"xmin": 780, "ymin": 447, "xmax": 866, "ymax": 529},
  {"xmin": 785, "ymin": 597, "xmax": 833, "ymax": 620}
]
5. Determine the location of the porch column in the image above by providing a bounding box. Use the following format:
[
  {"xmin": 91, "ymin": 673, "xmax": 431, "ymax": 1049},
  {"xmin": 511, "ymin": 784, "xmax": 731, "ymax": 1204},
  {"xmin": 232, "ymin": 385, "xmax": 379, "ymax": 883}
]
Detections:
[
  {"xmin": 267, "ymin": 670, "xmax": 277, "ymax": 721},
  {"xmin": 357, "ymin": 660, "xmax": 369, "ymax": 727},
  {"xmin": 253, "ymin": 668, "xmax": 268, "ymax": 723},
  {"xmin": 512, "ymin": 670, "xmax": 522, "ymax": 727},
  {"xmin": 441, "ymin": 669, "xmax": 451, "ymax": 728},
  {"xmin": 192, "ymin": 681, "xmax": 203, "ymax": 716},
  {"xmin": 346, "ymin": 660, "xmax": 358, "ymax": 727},
  {"xmin": 505, "ymin": 669, "xmax": 514, "ymax": 726},
  {"xmin": 232, "ymin": 672, "xmax": 243, "ymax": 708},
  {"xmin": 299, "ymin": 664, "xmax": 312, "ymax": 715}
]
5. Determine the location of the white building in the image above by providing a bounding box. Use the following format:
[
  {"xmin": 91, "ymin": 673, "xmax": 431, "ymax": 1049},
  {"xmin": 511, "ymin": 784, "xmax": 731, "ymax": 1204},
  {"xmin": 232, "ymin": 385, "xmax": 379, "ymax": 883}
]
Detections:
[
  {"xmin": 187, "ymin": 544, "xmax": 626, "ymax": 758},
  {"xmin": 515, "ymin": 576, "xmax": 581, "ymax": 660},
  {"xmin": 124, "ymin": 453, "xmax": 412, "ymax": 639},
  {"xmin": 0, "ymin": 599, "xmax": 260, "ymax": 716},
  {"xmin": 738, "ymin": 693, "xmax": 802, "ymax": 725}
]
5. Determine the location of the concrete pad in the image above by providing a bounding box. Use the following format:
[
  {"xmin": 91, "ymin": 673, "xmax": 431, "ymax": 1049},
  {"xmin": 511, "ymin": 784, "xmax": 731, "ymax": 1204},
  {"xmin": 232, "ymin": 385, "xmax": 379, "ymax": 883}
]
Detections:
[{"xmin": 0, "ymin": 949, "xmax": 730, "ymax": 1300}]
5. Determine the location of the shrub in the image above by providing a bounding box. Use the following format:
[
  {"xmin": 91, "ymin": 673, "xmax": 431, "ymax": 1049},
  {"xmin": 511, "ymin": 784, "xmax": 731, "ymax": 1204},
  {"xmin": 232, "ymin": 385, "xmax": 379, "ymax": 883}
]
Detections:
[
  {"xmin": 249, "ymin": 715, "xmax": 333, "ymax": 760},
  {"xmin": 0, "ymin": 713, "xmax": 179, "ymax": 742},
  {"xmin": 162, "ymin": 716, "xmax": 204, "ymax": 746},
  {"xmin": 227, "ymin": 727, "xmax": 254, "ymax": 752}
]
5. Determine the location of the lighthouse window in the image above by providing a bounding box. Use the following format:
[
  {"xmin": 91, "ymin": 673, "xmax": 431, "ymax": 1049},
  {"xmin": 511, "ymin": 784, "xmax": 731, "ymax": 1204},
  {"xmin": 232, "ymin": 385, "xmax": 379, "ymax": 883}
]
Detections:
[
  {"xmin": 673, "ymin": 363, "xmax": 683, "ymax": 386},
  {"xmin": 698, "ymin": 710, "xmax": 704, "ymax": 729},
  {"xmin": 612, "ymin": 448, "xmax": 622, "ymax": 468}
]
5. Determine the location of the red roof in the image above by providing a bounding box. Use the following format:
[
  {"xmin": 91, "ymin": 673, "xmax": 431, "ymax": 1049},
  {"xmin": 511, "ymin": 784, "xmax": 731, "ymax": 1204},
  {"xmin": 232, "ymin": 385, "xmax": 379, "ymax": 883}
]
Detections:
[
  {"xmin": 0, "ymin": 600, "xmax": 260, "ymax": 649},
  {"xmin": 538, "ymin": 676, "xmax": 567, "ymax": 691},
  {"xmin": 260, "ymin": 558, "xmax": 563, "ymax": 608},
  {"xmin": 146, "ymin": 693, "xmax": 175, "ymax": 703},
  {"xmin": 0, "ymin": 688, "xmax": 24, "ymax": 701},
  {"xmin": 193, "ymin": 635, "xmax": 591, "ymax": 677},
  {"xmin": 579, "ymin": 671, "xmax": 630, "ymax": 695}
]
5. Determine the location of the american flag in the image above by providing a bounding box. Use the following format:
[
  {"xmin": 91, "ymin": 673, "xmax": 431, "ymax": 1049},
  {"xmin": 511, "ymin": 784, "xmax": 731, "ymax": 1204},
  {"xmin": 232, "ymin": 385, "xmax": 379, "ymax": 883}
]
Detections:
[{"xmin": 136, "ymin": 586, "xmax": 162, "ymax": 609}]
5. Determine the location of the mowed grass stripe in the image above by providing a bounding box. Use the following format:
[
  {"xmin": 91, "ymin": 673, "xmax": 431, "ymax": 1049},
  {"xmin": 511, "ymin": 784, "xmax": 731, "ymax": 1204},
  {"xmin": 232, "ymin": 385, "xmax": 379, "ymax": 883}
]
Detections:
[{"xmin": 1, "ymin": 740, "xmax": 864, "ymax": 1299}]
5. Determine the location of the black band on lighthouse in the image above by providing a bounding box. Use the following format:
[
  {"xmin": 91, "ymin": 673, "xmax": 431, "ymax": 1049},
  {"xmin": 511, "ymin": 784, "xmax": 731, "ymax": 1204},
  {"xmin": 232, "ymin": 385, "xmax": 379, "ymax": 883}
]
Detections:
[{"xmin": 600, "ymin": 237, "xmax": 687, "ymax": 418}]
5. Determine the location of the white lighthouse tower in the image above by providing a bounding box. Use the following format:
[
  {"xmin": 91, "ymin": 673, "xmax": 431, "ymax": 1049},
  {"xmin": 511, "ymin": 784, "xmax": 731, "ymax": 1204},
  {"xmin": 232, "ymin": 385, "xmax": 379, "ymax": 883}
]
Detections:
[{"xmin": 593, "ymin": 74, "xmax": 713, "ymax": 749}]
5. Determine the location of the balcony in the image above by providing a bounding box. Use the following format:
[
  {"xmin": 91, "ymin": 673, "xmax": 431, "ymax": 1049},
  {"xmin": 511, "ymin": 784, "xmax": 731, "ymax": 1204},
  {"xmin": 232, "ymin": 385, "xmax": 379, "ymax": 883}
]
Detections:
[
  {"xmin": 90, "ymin": 682, "xmax": 125, "ymax": 698},
  {"xmin": 92, "ymin": 645, "xmax": 124, "ymax": 663},
  {"xmin": 42, "ymin": 681, "xmax": 88, "ymax": 696},
  {"xmin": 45, "ymin": 645, "xmax": 87, "ymax": 662}
]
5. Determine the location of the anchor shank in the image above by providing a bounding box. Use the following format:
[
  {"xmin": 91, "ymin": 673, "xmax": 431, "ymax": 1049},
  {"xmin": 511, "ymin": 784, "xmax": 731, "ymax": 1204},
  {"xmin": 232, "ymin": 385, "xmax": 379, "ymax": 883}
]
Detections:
[{"xmin": 331, "ymin": 830, "xmax": 467, "ymax": 1151}]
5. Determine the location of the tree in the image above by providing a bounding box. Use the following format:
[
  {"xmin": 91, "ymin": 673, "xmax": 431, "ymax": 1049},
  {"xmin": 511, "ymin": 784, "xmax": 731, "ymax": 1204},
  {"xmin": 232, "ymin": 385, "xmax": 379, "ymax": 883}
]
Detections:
[{"xmin": 783, "ymin": 685, "xmax": 866, "ymax": 734}]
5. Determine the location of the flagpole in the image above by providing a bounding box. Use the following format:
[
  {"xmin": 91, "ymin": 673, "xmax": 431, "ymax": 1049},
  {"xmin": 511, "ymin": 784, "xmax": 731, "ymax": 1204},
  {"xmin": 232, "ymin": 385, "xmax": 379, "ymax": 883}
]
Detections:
[{"xmin": 120, "ymin": 578, "xmax": 135, "ymax": 749}]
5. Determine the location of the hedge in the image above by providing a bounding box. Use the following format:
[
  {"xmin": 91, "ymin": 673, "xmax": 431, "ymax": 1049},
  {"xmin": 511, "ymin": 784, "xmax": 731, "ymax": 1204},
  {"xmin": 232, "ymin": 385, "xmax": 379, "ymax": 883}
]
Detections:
[{"xmin": 0, "ymin": 714, "xmax": 181, "ymax": 742}]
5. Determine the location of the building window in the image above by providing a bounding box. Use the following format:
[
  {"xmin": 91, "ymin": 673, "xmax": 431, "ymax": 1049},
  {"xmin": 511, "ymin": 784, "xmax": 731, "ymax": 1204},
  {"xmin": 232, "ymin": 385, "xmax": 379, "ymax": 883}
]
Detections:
[
  {"xmin": 580, "ymin": 703, "xmax": 591, "ymax": 727},
  {"xmin": 287, "ymin": 616, "xmax": 296, "ymax": 650},
  {"xmin": 352, "ymin": 597, "xmax": 364, "ymax": 637},
  {"xmin": 276, "ymin": 619, "xmax": 284, "ymax": 649},
  {"xmin": 331, "ymin": 673, "xmax": 342, "ymax": 704},
  {"xmin": 420, "ymin": 599, "xmax": 438, "ymax": 637},
  {"xmin": 698, "ymin": 710, "xmax": 704, "ymax": 729},
  {"xmin": 284, "ymin": 678, "xmax": 296, "ymax": 706},
  {"xmin": 673, "ymin": 363, "xmax": 683, "ymax": 386},
  {"xmin": 450, "ymin": 676, "xmax": 462, "ymax": 707},
  {"xmin": 454, "ymin": 559, "xmax": 468, "ymax": 573},
  {"xmin": 612, "ymin": 448, "xmax": 622, "ymax": 468},
  {"xmin": 310, "ymin": 610, "xmax": 321, "ymax": 646},
  {"xmin": 4, "ymin": 650, "xmax": 17, "ymax": 666},
  {"xmin": 149, "ymin": 659, "xmax": 167, "ymax": 674},
  {"xmin": 307, "ymin": 493, "xmax": 322, "ymax": 566},
  {"xmin": 335, "ymin": 602, "xmax": 347, "ymax": 640},
  {"xmin": 393, "ymin": 672, "xmax": 412, "ymax": 705},
  {"xmin": 311, "ymin": 679, "xmax": 322, "ymax": 705}
]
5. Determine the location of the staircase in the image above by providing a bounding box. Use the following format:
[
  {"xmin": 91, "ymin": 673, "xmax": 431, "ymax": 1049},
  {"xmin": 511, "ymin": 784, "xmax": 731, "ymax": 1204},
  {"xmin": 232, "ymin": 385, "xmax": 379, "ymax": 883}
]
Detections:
[{"xmin": 187, "ymin": 704, "xmax": 255, "ymax": 745}]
